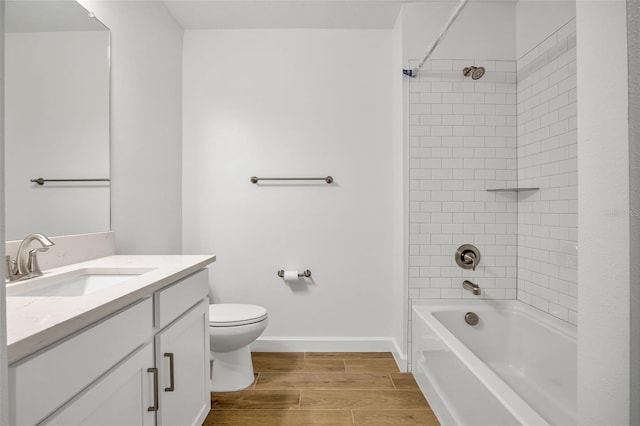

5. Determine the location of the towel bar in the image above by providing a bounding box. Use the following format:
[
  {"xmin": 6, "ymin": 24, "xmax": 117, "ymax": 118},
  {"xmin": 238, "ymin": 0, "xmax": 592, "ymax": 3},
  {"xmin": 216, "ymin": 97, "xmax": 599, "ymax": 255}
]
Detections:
[
  {"xmin": 31, "ymin": 178, "xmax": 110, "ymax": 186},
  {"xmin": 251, "ymin": 176, "xmax": 333, "ymax": 184}
]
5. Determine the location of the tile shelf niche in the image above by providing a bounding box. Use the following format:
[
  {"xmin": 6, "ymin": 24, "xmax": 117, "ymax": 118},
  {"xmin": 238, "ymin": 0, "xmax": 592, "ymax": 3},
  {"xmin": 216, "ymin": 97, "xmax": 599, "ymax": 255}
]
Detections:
[{"xmin": 486, "ymin": 187, "xmax": 540, "ymax": 192}]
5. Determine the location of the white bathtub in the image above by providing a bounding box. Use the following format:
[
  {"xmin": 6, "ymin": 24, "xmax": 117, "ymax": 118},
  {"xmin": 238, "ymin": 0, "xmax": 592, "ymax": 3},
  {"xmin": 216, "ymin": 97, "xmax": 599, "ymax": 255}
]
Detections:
[{"xmin": 412, "ymin": 300, "xmax": 576, "ymax": 426}]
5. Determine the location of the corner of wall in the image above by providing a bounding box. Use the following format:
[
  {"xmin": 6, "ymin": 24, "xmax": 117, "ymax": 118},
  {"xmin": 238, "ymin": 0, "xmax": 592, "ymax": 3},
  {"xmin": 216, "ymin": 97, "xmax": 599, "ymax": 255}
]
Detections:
[
  {"xmin": 391, "ymin": 6, "xmax": 409, "ymax": 367},
  {"xmin": 577, "ymin": 2, "xmax": 632, "ymax": 424},
  {"xmin": 627, "ymin": 0, "xmax": 640, "ymax": 422},
  {"xmin": 0, "ymin": 0, "xmax": 8, "ymax": 419}
]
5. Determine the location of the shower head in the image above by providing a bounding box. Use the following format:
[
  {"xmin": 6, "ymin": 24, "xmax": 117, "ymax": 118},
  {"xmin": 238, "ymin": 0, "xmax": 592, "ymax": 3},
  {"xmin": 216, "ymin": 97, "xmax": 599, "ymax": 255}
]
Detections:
[
  {"xmin": 472, "ymin": 66, "xmax": 485, "ymax": 80},
  {"xmin": 463, "ymin": 66, "xmax": 486, "ymax": 80}
]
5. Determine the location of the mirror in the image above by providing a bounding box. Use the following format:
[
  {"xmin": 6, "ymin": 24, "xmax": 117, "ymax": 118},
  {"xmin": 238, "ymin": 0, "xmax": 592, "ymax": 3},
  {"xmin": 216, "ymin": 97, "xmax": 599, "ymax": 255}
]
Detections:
[{"xmin": 4, "ymin": 1, "xmax": 110, "ymax": 241}]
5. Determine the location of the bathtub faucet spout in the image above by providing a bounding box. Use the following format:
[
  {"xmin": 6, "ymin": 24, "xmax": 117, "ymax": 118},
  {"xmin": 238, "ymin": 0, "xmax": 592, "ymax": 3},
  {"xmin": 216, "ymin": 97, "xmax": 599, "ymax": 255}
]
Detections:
[{"xmin": 463, "ymin": 280, "xmax": 481, "ymax": 296}]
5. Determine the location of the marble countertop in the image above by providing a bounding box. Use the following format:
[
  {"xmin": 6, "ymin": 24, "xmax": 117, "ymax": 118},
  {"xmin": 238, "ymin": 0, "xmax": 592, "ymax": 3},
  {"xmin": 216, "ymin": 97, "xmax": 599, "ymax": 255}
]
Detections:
[{"xmin": 6, "ymin": 254, "xmax": 216, "ymax": 364}]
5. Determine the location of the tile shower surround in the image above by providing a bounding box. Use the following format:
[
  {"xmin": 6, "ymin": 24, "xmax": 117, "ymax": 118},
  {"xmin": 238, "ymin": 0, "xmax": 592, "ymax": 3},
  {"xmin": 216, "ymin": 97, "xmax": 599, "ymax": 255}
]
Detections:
[
  {"xmin": 516, "ymin": 20, "xmax": 578, "ymax": 325},
  {"xmin": 407, "ymin": 20, "xmax": 578, "ymax": 366},
  {"xmin": 407, "ymin": 58, "xmax": 519, "ymax": 302}
]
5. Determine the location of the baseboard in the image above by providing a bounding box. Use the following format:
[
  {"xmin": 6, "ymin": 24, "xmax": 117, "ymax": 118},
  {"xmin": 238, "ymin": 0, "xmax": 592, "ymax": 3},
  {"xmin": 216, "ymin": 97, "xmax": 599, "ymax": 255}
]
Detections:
[
  {"xmin": 390, "ymin": 337, "xmax": 408, "ymax": 372},
  {"xmin": 252, "ymin": 336, "xmax": 397, "ymax": 353}
]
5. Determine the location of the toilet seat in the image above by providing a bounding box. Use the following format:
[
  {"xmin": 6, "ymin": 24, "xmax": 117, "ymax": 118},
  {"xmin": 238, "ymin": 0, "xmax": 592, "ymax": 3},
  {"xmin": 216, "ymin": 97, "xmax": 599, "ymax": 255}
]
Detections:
[{"xmin": 209, "ymin": 304, "xmax": 268, "ymax": 327}]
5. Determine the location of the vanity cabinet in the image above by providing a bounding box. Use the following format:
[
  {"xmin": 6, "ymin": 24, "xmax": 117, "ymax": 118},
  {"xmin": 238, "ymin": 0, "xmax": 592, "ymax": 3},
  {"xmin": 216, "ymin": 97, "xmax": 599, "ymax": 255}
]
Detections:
[{"xmin": 9, "ymin": 269, "xmax": 211, "ymax": 426}]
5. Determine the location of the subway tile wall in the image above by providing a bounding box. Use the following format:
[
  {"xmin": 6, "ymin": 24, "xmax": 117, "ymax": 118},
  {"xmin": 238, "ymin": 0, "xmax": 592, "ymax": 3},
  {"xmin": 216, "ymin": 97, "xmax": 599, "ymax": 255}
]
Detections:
[
  {"xmin": 516, "ymin": 19, "xmax": 578, "ymax": 324},
  {"xmin": 406, "ymin": 59, "xmax": 518, "ymax": 367},
  {"xmin": 407, "ymin": 59, "xmax": 518, "ymax": 301}
]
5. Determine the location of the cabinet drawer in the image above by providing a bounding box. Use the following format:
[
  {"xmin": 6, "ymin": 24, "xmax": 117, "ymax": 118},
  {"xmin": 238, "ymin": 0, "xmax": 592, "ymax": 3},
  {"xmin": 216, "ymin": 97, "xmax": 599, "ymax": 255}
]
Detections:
[
  {"xmin": 9, "ymin": 298, "xmax": 153, "ymax": 426},
  {"xmin": 154, "ymin": 269, "xmax": 209, "ymax": 330}
]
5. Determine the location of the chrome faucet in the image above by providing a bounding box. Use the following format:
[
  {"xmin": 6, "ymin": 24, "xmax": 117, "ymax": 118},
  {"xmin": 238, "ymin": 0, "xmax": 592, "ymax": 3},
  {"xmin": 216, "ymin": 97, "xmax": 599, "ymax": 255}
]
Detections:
[
  {"xmin": 462, "ymin": 280, "xmax": 481, "ymax": 296},
  {"xmin": 6, "ymin": 233, "xmax": 55, "ymax": 281}
]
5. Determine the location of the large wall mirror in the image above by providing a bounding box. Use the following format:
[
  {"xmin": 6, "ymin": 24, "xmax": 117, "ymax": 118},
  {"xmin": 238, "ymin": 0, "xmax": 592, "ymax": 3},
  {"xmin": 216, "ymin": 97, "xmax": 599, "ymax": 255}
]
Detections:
[{"xmin": 4, "ymin": 1, "xmax": 110, "ymax": 241}]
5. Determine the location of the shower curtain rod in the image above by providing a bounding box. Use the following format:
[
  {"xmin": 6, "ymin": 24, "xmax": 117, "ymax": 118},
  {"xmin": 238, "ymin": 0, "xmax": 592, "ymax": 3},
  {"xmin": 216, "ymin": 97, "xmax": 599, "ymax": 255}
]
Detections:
[{"xmin": 403, "ymin": 0, "xmax": 470, "ymax": 78}]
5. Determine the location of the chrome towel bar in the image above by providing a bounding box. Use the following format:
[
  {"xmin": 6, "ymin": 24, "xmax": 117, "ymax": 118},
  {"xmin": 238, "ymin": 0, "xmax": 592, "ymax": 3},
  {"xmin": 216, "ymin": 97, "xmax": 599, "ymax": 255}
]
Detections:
[
  {"xmin": 31, "ymin": 177, "xmax": 110, "ymax": 186},
  {"xmin": 251, "ymin": 176, "xmax": 333, "ymax": 184}
]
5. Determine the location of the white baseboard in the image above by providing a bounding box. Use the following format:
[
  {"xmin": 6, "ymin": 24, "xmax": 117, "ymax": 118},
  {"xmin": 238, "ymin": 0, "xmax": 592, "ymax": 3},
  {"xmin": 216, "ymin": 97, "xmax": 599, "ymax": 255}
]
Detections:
[
  {"xmin": 391, "ymin": 337, "xmax": 408, "ymax": 372},
  {"xmin": 252, "ymin": 336, "xmax": 392, "ymax": 353},
  {"xmin": 251, "ymin": 336, "xmax": 408, "ymax": 371}
]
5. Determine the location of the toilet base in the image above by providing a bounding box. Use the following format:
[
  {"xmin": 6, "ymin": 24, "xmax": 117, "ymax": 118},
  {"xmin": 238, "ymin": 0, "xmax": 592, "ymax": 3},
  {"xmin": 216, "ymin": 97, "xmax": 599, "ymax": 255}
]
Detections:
[{"xmin": 210, "ymin": 346, "xmax": 255, "ymax": 392}]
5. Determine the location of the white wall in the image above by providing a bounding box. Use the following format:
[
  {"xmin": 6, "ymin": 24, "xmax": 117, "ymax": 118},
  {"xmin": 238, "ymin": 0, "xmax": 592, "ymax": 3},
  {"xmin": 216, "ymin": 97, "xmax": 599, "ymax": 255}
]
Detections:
[
  {"xmin": 78, "ymin": 0, "xmax": 184, "ymax": 254},
  {"xmin": 4, "ymin": 31, "xmax": 109, "ymax": 241},
  {"xmin": 577, "ymin": 1, "xmax": 631, "ymax": 424},
  {"xmin": 182, "ymin": 29, "xmax": 398, "ymax": 350},
  {"xmin": 516, "ymin": 0, "xmax": 576, "ymax": 58},
  {"xmin": 391, "ymin": 12, "xmax": 408, "ymax": 365},
  {"xmin": 629, "ymin": 1, "xmax": 640, "ymax": 422},
  {"xmin": 402, "ymin": 1, "xmax": 516, "ymax": 63}
]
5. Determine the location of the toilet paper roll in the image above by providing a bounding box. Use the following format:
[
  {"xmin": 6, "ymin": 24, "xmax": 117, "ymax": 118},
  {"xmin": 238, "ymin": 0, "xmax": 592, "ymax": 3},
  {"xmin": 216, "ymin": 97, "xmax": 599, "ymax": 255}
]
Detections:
[{"xmin": 283, "ymin": 270, "xmax": 299, "ymax": 281}]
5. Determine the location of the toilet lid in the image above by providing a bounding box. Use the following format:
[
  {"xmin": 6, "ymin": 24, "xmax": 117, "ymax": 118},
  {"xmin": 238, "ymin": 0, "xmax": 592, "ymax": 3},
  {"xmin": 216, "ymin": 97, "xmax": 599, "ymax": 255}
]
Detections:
[{"xmin": 209, "ymin": 304, "xmax": 268, "ymax": 327}]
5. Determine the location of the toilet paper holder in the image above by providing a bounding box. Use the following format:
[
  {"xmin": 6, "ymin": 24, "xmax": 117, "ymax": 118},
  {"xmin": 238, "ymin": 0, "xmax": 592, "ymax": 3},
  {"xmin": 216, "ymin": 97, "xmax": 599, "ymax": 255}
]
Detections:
[{"xmin": 277, "ymin": 269, "xmax": 312, "ymax": 278}]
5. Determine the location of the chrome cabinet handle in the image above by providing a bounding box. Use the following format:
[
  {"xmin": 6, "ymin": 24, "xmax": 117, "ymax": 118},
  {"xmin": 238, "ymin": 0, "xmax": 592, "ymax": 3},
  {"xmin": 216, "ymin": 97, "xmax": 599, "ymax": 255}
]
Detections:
[
  {"xmin": 164, "ymin": 353, "xmax": 175, "ymax": 392},
  {"xmin": 147, "ymin": 368, "xmax": 159, "ymax": 412}
]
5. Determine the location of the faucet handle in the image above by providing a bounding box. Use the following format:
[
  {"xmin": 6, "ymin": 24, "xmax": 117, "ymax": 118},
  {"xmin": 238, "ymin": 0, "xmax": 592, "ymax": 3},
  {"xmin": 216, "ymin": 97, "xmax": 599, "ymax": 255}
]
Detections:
[
  {"xmin": 5, "ymin": 255, "xmax": 23, "ymax": 282},
  {"xmin": 27, "ymin": 249, "xmax": 47, "ymax": 276},
  {"xmin": 462, "ymin": 252, "xmax": 476, "ymax": 270},
  {"xmin": 455, "ymin": 244, "xmax": 481, "ymax": 271},
  {"xmin": 6, "ymin": 256, "xmax": 15, "ymax": 281}
]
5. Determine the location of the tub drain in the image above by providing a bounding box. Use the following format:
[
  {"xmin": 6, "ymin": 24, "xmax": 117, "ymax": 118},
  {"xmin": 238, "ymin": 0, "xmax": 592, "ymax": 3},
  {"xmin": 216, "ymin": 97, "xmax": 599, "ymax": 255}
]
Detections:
[{"xmin": 465, "ymin": 312, "xmax": 479, "ymax": 326}]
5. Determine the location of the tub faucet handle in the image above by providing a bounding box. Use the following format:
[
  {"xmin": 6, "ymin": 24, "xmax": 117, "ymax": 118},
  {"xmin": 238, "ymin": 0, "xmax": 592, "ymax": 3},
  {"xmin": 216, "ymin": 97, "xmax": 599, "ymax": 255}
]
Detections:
[
  {"xmin": 463, "ymin": 252, "xmax": 477, "ymax": 271},
  {"xmin": 455, "ymin": 244, "xmax": 481, "ymax": 271}
]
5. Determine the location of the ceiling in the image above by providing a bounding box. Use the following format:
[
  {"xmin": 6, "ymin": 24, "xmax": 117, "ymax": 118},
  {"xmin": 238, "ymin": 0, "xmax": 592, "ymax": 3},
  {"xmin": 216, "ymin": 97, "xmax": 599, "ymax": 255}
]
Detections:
[{"xmin": 163, "ymin": 0, "xmax": 407, "ymax": 29}]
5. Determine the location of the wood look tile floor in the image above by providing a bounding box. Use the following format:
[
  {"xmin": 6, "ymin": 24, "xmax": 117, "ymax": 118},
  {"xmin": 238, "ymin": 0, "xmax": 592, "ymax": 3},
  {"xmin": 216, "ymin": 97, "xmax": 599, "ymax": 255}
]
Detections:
[{"xmin": 203, "ymin": 352, "xmax": 440, "ymax": 425}]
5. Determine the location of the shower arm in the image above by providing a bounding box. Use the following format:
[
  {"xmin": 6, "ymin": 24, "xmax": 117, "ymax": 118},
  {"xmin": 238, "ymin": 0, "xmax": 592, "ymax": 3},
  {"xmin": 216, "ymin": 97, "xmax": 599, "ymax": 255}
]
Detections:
[{"xmin": 403, "ymin": 0, "xmax": 470, "ymax": 78}]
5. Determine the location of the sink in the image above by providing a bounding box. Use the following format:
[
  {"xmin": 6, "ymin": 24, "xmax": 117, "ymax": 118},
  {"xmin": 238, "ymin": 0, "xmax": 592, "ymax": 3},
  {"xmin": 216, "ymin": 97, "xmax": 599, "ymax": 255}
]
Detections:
[{"xmin": 6, "ymin": 268, "xmax": 155, "ymax": 297}]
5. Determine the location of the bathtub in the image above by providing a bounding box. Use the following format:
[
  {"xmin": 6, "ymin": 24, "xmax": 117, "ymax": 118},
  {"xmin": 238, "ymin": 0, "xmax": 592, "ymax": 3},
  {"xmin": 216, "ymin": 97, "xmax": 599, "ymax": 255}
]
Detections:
[{"xmin": 412, "ymin": 300, "xmax": 576, "ymax": 426}]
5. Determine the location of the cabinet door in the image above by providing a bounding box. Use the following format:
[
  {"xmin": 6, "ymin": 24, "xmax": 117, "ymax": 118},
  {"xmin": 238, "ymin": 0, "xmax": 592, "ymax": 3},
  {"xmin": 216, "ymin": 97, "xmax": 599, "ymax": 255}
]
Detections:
[
  {"xmin": 156, "ymin": 299, "xmax": 210, "ymax": 426},
  {"xmin": 10, "ymin": 298, "xmax": 153, "ymax": 426},
  {"xmin": 43, "ymin": 343, "xmax": 156, "ymax": 426}
]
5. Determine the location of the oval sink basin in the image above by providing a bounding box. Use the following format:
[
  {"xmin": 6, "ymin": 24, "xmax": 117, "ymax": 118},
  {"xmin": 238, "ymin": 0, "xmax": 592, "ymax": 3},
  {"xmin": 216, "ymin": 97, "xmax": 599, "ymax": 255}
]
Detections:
[{"xmin": 6, "ymin": 268, "xmax": 155, "ymax": 297}]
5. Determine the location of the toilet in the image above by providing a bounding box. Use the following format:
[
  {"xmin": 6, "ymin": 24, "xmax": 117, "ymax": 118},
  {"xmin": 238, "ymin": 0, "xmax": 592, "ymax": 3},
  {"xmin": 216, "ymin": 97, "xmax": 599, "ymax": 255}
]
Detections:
[{"xmin": 209, "ymin": 304, "xmax": 268, "ymax": 392}]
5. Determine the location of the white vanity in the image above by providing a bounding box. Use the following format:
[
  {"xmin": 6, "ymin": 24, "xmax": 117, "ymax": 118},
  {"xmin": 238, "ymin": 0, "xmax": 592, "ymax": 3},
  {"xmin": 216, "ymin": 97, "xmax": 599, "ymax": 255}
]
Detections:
[{"xmin": 6, "ymin": 254, "xmax": 216, "ymax": 426}]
